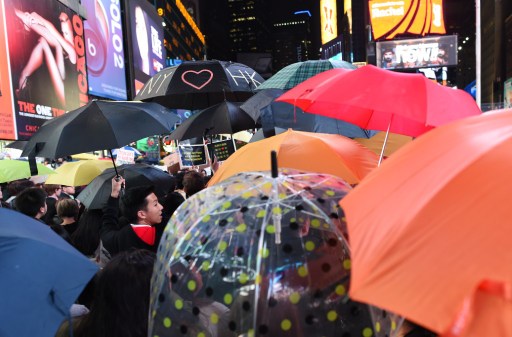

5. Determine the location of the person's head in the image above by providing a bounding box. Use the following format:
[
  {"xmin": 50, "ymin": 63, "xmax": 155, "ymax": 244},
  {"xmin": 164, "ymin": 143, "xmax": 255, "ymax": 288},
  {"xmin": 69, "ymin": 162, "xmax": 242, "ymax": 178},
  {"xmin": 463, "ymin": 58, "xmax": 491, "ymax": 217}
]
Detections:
[
  {"xmin": 120, "ymin": 186, "xmax": 163, "ymax": 225},
  {"xmin": 182, "ymin": 171, "xmax": 205, "ymax": 198},
  {"xmin": 383, "ymin": 49, "xmax": 394, "ymax": 62},
  {"xmin": 57, "ymin": 198, "xmax": 79, "ymax": 220},
  {"xmin": 75, "ymin": 249, "xmax": 156, "ymax": 337},
  {"xmin": 8, "ymin": 179, "xmax": 35, "ymax": 198},
  {"xmin": 44, "ymin": 184, "xmax": 62, "ymax": 198},
  {"xmin": 59, "ymin": 12, "xmax": 73, "ymax": 44},
  {"xmin": 71, "ymin": 208, "xmax": 103, "ymax": 257},
  {"xmin": 61, "ymin": 185, "xmax": 75, "ymax": 196},
  {"xmin": 15, "ymin": 187, "xmax": 47, "ymax": 218},
  {"xmin": 175, "ymin": 170, "xmax": 187, "ymax": 190},
  {"xmin": 437, "ymin": 47, "xmax": 447, "ymax": 64}
]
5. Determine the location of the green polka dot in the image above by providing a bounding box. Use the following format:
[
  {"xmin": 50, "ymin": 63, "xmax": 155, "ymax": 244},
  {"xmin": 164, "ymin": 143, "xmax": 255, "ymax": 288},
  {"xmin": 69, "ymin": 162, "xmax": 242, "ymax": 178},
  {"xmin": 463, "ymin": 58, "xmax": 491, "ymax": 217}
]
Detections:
[
  {"xmin": 218, "ymin": 241, "xmax": 228, "ymax": 252},
  {"xmin": 184, "ymin": 232, "xmax": 192, "ymax": 241},
  {"xmin": 224, "ymin": 293, "xmax": 233, "ymax": 305},
  {"xmin": 259, "ymin": 248, "xmax": 270, "ymax": 258},
  {"xmin": 298, "ymin": 266, "xmax": 308, "ymax": 277},
  {"xmin": 210, "ymin": 313, "xmax": 219, "ymax": 324},
  {"xmin": 311, "ymin": 219, "xmax": 321, "ymax": 228},
  {"xmin": 343, "ymin": 259, "xmax": 351, "ymax": 270},
  {"xmin": 255, "ymin": 275, "xmax": 262, "ymax": 284},
  {"xmin": 272, "ymin": 207, "xmax": 281, "ymax": 214},
  {"xmin": 281, "ymin": 319, "xmax": 292, "ymax": 331},
  {"xmin": 152, "ymin": 310, "xmax": 157, "ymax": 317},
  {"xmin": 175, "ymin": 299, "xmax": 184, "ymax": 310},
  {"xmin": 247, "ymin": 329, "xmax": 255, "ymax": 337},
  {"xmin": 335, "ymin": 284, "xmax": 346, "ymax": 296},
  {"xmin": 391, "ymin": 320, "xmax": 397, "ymax": 331},
  {"xmin": 163, "ymin": 317, "xmax": 172, "ymax": 328},
  {"xmin": 289, "ymin": 292, "xmax": 300, "ymax": 304},
  {"xmin": 305, "ymin": 241, "xmax": 315, "ymax": 251},
  {"xmin": 236, "ymin": 223, "xmax": 247, "ymax": 232},
  {"xmin": 242, "ymin": 191, "xmax": 252, "ymax": 199},
  {"xmin": 325, "ymin": 190, "xmax": 335, "ymax": 196},
  {"xmin": 197, "ymin": 333, "xmax": 206, "ymax": 337},
  {"xmin": 187, "ymin": 280, "xmax": 197, "ymax": 291},
  {"xmin": 257, "ymin": 210, "xmax": 266, "ymax": 218},
  {"xmin": 222, "ymin": 201, "xmax": 232, "ymax": 209},
  {"xmin": 266, "ymin": 225, "xmax": 275, "ymax": 234},
  {"xmin": 239, "ymin": 273, "xmax": 249, "ymax": 284},
  {"xmin": 201, "ymin": 261, "xmax": 211, "ymax": 271},
  {"xmin": 202, "ymin": 215, "xmax": 211, "ymax": 222},
  {"xmin": 327, "ymin": 310, "xmax": 338, "ymax": 321},
  {"xmin": 362, "ymin": 327, "xmax": 373, "ymax": 337},
  {"xmin": 278, "ymin": 193, "xmax": 286, "ymax": 199},
  {"xmin": 375, "ymin": 322, "xmax": 381, "ymax": 333}
]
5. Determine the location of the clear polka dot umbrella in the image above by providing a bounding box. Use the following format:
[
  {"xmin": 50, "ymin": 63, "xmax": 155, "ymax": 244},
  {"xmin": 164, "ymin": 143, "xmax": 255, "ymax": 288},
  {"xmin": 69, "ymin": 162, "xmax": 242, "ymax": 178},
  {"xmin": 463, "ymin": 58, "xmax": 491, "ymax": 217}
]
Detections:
[{"xmin": 149, "ymin": 168, "xmax": 401, "ymax": 337}]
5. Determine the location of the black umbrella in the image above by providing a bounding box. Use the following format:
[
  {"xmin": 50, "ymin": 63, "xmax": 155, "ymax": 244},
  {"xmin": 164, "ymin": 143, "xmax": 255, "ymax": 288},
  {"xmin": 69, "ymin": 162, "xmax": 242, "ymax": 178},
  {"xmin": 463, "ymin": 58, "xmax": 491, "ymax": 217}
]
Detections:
[
  {"xmin": 240, "ymin": 88, "xmax": 285, "ymax": 122},
  {"xmin": 21, "ymin": 100, "xmax": 179, "ymax": 175},
  {"xmin": 169, "ymin": 101, "xmax": 258, "ymax": 141},
  {"xmin": 5, "ymin": 140, "xmax": 28, "ymax": 150},
  {"xmin": 134, "ymin": 60, "xmax": 265, "ymax": 110},
  {"xmin": 76, "ymin": 163, "xmax": 175, "ymax": 209}
]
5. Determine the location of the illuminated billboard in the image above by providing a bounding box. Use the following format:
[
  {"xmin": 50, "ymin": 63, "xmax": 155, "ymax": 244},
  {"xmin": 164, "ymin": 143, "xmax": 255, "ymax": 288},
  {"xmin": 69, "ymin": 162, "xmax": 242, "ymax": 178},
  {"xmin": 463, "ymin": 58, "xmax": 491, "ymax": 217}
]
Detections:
[
  {"xmin": 369, "ymin": 0, "xmax": 446, "ymax": 40},
  {"xmin": 124, "ymin": 0, "xmax": 165, "ymax": 98},
  {"xmin": 83, "ymin": 0, "xmax": 127, "ymax": 100},
  {"xmin": 320, "ymin": 0, "xmax": 337, "ymax": 44},
  {"xmin": 1, "ymin": 0, "xmax": 88, "ymax": 140},
  {"xmin": 376, "ymin": 35, "xmax": 457, "ymax": 70}
]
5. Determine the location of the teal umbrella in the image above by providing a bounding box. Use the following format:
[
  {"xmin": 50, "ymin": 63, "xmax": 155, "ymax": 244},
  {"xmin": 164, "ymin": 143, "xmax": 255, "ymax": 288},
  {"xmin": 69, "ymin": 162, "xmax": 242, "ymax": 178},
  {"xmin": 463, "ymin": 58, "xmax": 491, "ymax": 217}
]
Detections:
[{"xmin": 257, "ymin": 60, "xmax": 356, "ymax": 91}]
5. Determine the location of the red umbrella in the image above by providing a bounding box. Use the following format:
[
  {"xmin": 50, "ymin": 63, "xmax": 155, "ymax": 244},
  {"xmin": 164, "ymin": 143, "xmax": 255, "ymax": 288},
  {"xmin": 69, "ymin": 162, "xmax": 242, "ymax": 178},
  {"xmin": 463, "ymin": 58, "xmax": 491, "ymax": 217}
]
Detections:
[{"xmin": 276, "ymin": 65, "xmax": 481, "ymax": 138}]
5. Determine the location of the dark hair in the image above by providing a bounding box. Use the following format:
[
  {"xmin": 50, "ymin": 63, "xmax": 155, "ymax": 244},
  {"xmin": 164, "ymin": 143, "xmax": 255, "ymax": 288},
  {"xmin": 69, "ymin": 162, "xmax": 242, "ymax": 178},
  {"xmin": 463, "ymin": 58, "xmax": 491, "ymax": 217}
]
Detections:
[
  {"xmin": 57, "ymin": 199, "xmax": 79, "ymax": 219},
  {"xmin": 71, "ymin": 209, "xmax": 103, "ymax": 257},
  {"xmin": 183, "ymin": 171, "xmax": 205, "ymax": 197},
  {"xmin": 15, "ymin": 187, "xmax": 47, "ymax": 217},
  {"xmin": 120, "ymin": 185, "xmax": 155, "ymax": 223},
  {"xmin": 174, "ymin": 171, "xmax": 187, "ymax": 190},
  {"xmin": 74, "ymin": 249, "xmax": 156, "ymax": 337},
  {"xmin": 44, "ymin": 184, "xmax": 62, "ymax": 196},
  {"xmin": 160, "ymin": 191, "xmax": 185, "ymax": 225},
  {"xmin": 7, "ymin": 179, "xmax": 35, "ymax": 197}
]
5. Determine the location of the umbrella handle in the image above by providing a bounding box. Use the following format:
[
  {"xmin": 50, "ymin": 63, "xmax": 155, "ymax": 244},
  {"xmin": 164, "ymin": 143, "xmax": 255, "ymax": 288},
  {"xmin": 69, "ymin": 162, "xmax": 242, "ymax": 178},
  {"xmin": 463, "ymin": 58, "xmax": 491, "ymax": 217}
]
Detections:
[
  {"xmin": 271, "ymin": 150, "xmax": 278, "ymax": 178},
  {"xmin": 108, "ymin": 149, "xmax": 120, "ymax": 177}
]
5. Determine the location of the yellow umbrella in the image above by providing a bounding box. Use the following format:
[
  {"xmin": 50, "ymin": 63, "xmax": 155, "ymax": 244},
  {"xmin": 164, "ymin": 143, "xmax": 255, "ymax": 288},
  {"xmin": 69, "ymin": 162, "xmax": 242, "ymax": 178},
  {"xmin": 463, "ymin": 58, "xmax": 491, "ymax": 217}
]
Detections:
[
  {"xmin": 353, "ymin": 132, "xmax": 413, "ymax": 158},
  {"xmin": 45, "ymin": 160, "xmax": 113, "ymax": 186},
  {"xmin": 208, "ymin": 129, "xmax": 379, "ymax": 186},
  {"xmin": 71, "ymin": 152, "xmax": 100, "ymax": 160}
]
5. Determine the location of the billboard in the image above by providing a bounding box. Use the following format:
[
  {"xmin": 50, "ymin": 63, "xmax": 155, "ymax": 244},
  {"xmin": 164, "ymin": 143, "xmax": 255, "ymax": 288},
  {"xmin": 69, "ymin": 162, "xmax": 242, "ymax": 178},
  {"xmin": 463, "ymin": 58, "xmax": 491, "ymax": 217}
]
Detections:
[
  {"xmin": 505, "ymin": 78, "xmax": 512, "ymax": 109},
  {"xmin": 124, "ymin": 0, "xmax": 164, "ymax": 98},
  {"xmin": 369, "ymin": 0, "xmax": 446, "ymax": 40},
  {"xmin": 320, "ymin": 0, "xmax": 337, "ymax": 45},
  {"xmin": 83, "ymin": 0, "xmax": 127, "ymax": 100},
  {"xmin": 376, "ymin": 35, "xmax": 457, "ymax": 70},
  {"xmin": 1, "ymin": 0, "xmax": 88, "ymax": 140}
]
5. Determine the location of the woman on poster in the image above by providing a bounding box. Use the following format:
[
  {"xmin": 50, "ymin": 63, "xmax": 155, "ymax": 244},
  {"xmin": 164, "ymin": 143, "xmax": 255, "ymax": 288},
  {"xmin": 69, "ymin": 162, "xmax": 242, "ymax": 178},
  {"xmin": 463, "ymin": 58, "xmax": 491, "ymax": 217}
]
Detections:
[{"xmin": 14, "ymin": 9, "xmax": 76, "ymax": 106}]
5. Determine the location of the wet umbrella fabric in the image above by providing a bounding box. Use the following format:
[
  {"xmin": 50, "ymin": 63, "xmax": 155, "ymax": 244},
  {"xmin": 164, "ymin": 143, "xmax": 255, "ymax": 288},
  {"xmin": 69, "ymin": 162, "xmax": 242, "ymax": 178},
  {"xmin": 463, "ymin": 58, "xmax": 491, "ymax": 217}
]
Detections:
[
  {"xmin": 169, "ymin": 101, "xmax": 259, "ymax": 141},
  {"xmin": 76, "ymin": 163, "xmax": 174, "ymax": 209},
  {"xmin": 339, "ymin": 109, "xmax": 512, "ymax": 336},
  {"xmin": 149, "ymin": 169, "xmax": 400, "ymax": 337},
  {"xmin": 20, "ymin": 100, "xmax": 179, "ymax": 159},
  {"xmin": 257, "ymin": 59, "xmax": 356, "ymax": 91},
  {"xmin": 5, "ymin": 140, "xmax": 28, "ymax": 150},
  {"xmin": 134, "ymin": 60, "xmax": 264, "ymax": 110},
  {"xmin": 0, "ymin": 208, "xmax": 98, "ymax": 337},
  {"xmin": 44, "ymin": 159, "xmax": 113, "ymax": 186}
]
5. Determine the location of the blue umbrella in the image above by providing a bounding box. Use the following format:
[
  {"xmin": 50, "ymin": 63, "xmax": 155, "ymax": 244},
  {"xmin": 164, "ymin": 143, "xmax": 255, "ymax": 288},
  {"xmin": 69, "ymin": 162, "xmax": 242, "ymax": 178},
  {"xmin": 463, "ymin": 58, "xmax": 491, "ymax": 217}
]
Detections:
[{"xmin": 0, "ymin": 208, "xmax": 98, "ymax": 337}]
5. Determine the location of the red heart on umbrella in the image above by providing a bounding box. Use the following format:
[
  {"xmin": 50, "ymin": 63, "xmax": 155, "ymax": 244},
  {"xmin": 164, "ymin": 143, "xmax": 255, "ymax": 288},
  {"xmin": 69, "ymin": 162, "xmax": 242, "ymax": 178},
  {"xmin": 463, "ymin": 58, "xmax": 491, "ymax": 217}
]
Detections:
[{"xmin": 181, "ymin": 69, "xmax": 214, "ymax": 90}]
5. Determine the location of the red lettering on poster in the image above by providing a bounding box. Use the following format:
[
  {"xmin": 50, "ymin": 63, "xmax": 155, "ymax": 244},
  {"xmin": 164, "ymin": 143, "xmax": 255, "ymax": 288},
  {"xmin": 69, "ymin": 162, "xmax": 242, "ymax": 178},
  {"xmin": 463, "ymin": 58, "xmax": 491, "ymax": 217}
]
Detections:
[{"xmin": 73, "ymin": 14, "xmax": 88, "ymax": 106}]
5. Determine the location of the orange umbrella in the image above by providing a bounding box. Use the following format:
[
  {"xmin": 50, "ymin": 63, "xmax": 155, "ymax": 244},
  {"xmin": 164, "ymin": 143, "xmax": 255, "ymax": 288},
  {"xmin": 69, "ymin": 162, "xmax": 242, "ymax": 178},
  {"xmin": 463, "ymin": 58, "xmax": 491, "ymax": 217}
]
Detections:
[
  {"xmin": 339, "ymin": 109, "xmax": 512, "ymax": 336},
  {"xmin": 353, "ymin": 132, "xmax": 413, "ymax": 158},
  {"xmin": 208, "ymin": 129, "xmax": 379, "ymax": 185}
]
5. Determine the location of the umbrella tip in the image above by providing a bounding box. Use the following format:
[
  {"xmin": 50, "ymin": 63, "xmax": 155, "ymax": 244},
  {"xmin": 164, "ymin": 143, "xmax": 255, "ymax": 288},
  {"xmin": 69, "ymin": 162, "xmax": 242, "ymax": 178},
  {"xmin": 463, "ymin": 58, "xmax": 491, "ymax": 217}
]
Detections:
[{"xmin": 271, "ymin": 150, "xmax": 278, "ymax": 178}]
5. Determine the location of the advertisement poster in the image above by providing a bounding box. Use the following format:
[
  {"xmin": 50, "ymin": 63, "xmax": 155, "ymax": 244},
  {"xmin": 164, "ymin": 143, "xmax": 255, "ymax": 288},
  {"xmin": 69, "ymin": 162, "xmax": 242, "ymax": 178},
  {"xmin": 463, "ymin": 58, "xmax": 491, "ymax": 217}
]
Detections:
[
  {"xmin": 369, "ymin": 0, "xmax": 446, "ymax": 40},
  {"xmin": 124, "ymin": 0, "xmax": 164, "ymax": 98},
  {"xmin": 136, "ymin": 136, "xmax": 160, "ymax": 164},
  {"xmin": 0, "ymin": 2, "xmax": 16, "ymax": 139},
  {"xmin": 320, "ymin": 0, "xmax": 337, "ymax": 44},
  {"xmin": 178, "ymin": 144, "xmax": 206, "ymax": 167},
  {"xmin": 3, "ymin": 0, "xmax": 88, "ymax": 139},
  {"xmin": 207, "ymin": 139, "xmax": 236, "ymax": 162},
  {"xmin": 83, "ymin": 0, "xmax": 127, "ymax": 100},
  {"xmin": 505, "ymin": 78, "xmax": 512, "ymax": 109},
  {"xmin": 376, "ymin": 35, "xmax": 457, "ymax": 70}
]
